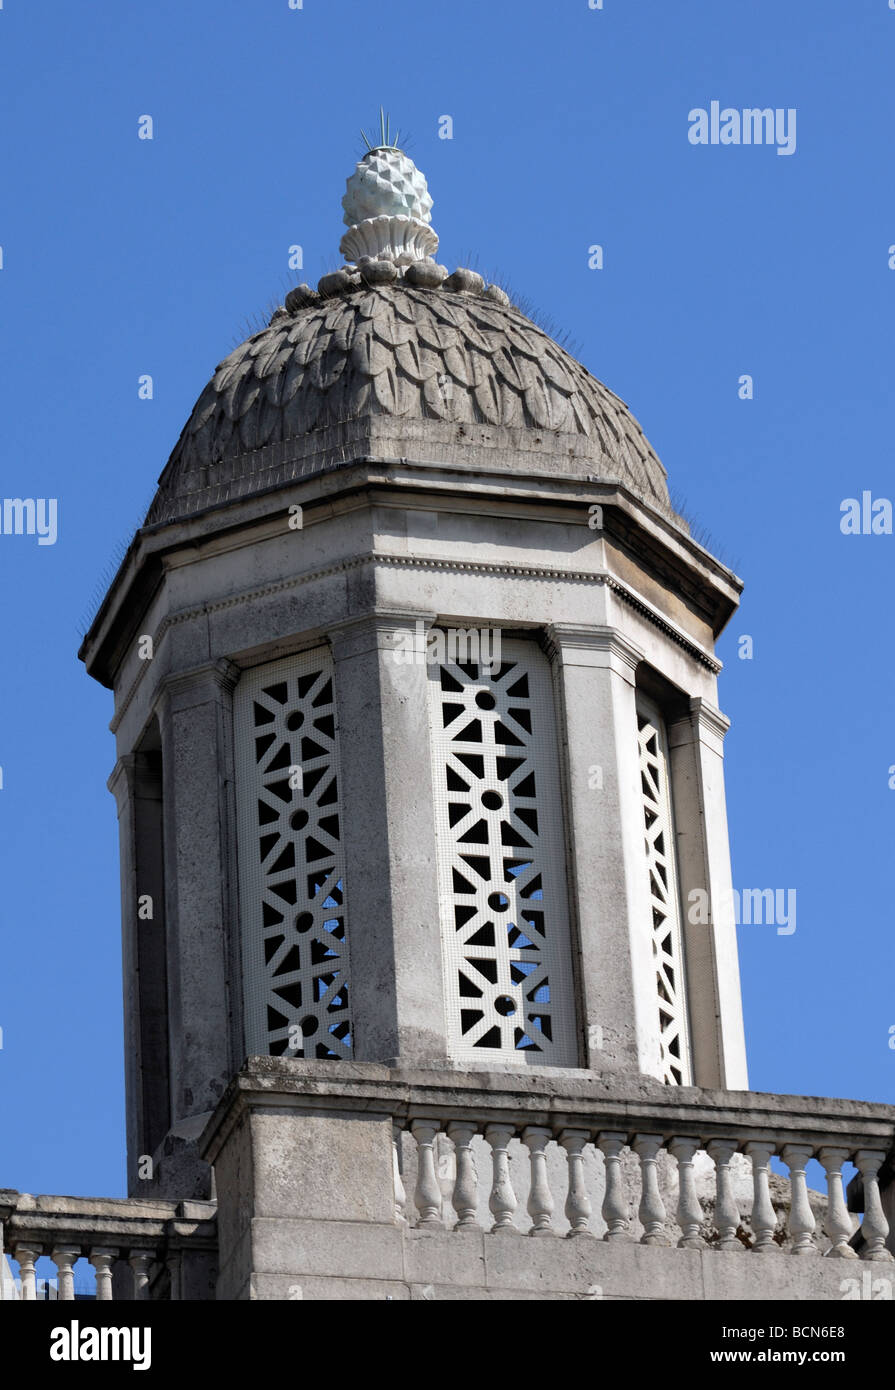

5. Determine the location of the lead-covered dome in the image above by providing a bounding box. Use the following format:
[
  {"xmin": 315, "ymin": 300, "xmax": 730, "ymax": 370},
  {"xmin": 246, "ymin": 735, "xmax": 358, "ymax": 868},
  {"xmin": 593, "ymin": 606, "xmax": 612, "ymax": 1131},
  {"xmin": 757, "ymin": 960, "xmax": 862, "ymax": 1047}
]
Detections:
[
  {"xmin": 146, "ymin": 143, "xmax": 673, "ymax": 528},
  {"xmin": 148, "ymin": 278, "xmax": 672, "ymax": 525}
]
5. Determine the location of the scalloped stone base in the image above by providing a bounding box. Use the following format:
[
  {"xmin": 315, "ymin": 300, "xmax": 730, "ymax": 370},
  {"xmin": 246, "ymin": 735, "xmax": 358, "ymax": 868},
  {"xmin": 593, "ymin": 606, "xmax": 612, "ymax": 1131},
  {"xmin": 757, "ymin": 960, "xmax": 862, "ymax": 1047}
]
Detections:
[{"xmin": 341, "ymin": 215, "xmax": 439, "ymax": 266}]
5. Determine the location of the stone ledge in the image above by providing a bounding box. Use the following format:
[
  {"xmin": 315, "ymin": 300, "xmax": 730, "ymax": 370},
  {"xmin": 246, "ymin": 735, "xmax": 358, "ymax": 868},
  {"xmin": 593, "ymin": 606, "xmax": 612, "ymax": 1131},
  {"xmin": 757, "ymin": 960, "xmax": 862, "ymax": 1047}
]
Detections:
[
  {"xmin": 2, "ymin": 1191, "xmax": 217, "ymax": 1252},
  {"xmin": 200, "ymin": 1059, "xmax": 895, "ymax": 1167}
]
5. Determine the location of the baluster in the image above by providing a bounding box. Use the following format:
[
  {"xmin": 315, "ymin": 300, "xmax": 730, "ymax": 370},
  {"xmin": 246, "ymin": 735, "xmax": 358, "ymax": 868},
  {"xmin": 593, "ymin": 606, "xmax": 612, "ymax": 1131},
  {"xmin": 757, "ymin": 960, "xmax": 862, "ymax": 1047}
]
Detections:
[
  {"xmin": 854, "ymin": 1149, "xmax": 894, "ymax": 1262},
  {"xmin": 633, "ymin": 1134, "xmax": 670, "ymax": 1246},
  {"xmin": 52, "ymin": 1246, "xmax": 80, "ymax": 1301},
  {"xmin": 598, "ymin": 1132, "xmax": 632, "ymax": 1242},
  {"xmin": 447, "ymin": 1121, "xmax": 479, "ymax": 1230},
  {"xmin": 818, "ymin": 1147, "xmax": 858, "ymax": 1258},
  {"xmin": 392, "ymin": 1125, "xmax": 407, "ymax": 1224},
  {"xmin": 745, "ymin": 1140, "xmax": 780, "ymax": 1252},
  {"xmin": 781, "ymin": 1144, "xmax": 817, "ymax": 1255},
  {"xmin": 669, "ymin": 1136, "xmax": 706, "ymax": 1249},
  {"xmin": 522, "ymin": 1127, "xmax": 554, "ymax": 1236},
  {"xmin": 707, "ymin": 1139, "xmax": 744, "ymax": 1251},
  {"xmin": 129, "ymin": 1251, "xmax": 154, "ymax": 1300},
  {"xmin": 560, "ymin": 1129, "xmax": 593, "ymax": 1237},
  {"xmin": 14, "ymin": 1245, "xmax": 39, "ymax": 1301},
  {"xmin": 89, "ymin": 1248, "xmax": 117, "ymax": 1301},
  {"xmin": 485, "ymin": 1124, "xmax": 518, "ymax": 1232},
  {"xmin": 411, "ymin": 1120, "xmax": 444, "ymax": 1228}
]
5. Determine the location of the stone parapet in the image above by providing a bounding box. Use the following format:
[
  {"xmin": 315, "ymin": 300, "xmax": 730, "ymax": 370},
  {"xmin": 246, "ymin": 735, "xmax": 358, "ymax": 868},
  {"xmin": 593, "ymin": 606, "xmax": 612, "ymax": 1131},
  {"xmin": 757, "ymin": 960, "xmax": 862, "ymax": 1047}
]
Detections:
[{"xmin": 199, "ymin": 1061, "xmax": 895, "ymax": 1300}]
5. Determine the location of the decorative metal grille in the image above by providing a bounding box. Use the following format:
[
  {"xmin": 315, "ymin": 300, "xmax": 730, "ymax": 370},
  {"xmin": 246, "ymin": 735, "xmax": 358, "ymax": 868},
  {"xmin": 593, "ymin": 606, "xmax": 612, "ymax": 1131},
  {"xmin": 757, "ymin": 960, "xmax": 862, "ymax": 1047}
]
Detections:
[
  {"xmin": 428, "ymin": 637, "xmax": 577, "ymax": 1066},
  {"xmin": 234, "ymin": 649, "xmax": 351, "ymax": 1060},
  {"xmin": 636, "ymin": 695, "xmax": 691, "ymax": 1085}
]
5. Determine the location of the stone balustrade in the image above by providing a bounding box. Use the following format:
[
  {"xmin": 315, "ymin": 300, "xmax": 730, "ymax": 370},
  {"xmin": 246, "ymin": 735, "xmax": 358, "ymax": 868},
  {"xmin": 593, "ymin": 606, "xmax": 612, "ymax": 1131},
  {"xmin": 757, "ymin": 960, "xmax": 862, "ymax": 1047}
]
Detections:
[
  {"xmin": 0, "ymin": 1192, "xmax": 217, "ymax": 1300},
  {"xmin": 4, "ymin": 1064, "xmax": 893, "ymax": 1301},
  {"xmin": 204, "ymin": 1058, "xmax": 895, "ymax": 1263},
  {"xmin": 398, "ymin": 1116, "xmax": 894, "ymax": 1257}
]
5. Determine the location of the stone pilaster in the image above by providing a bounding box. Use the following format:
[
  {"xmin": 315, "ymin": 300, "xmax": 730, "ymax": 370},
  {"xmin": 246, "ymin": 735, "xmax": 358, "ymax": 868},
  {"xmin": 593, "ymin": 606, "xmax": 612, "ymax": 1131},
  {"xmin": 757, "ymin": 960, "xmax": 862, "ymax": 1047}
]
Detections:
[
  {"xmin": 108, "ymin": 754, "xmax": 145, "ymax": 1194},
  {"xmin": 546, "ymin": 624, "xmax": 658, "ymax": 1077},
  {"xmin": 108, "ymin": 749, "xmax": 170, "ymax": 1191},
  {"xmin": 329, "ymin": 613, "xmax": 448, "ymax": 1064},
  {"xmin": 666, "ymin": 697, "xmax": 748, "ymax": 1089},
  {"xmin": 154, "ymin": 659, "xmax": 241, "ymax": 1193}
]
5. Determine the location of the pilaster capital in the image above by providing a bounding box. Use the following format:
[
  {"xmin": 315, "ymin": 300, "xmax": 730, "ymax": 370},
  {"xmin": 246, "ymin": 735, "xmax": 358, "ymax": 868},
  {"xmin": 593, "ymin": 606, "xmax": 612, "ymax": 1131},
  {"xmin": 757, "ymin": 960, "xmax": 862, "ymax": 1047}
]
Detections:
[
  {"xmin": 154, "ymin": 658, "xmax": 241, "ymax": 720},
  {"xmin": 108, "ymin": 749, "xmax": 165, "ymax": 807},
  {"xmin": 107, "ymin": 752, "xmax": 138, "ymax": 808},
  {"xmin": 327, "ymin": 610, "xmax": 436, "ymax": 663},
  {"xmin": 667, "ymin": 695, "xmax": 730, "ymax": 750},
  {"xmin": 544, "ymin": 624, "xmax": 643, "ymax": 681}
]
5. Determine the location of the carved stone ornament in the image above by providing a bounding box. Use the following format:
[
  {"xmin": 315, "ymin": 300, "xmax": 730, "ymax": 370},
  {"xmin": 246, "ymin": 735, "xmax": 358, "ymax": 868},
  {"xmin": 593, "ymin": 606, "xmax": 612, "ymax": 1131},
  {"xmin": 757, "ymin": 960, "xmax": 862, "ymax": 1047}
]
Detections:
[{"xmin": 341, "ymin": 146, "xmax": 438, "ymax": 265}]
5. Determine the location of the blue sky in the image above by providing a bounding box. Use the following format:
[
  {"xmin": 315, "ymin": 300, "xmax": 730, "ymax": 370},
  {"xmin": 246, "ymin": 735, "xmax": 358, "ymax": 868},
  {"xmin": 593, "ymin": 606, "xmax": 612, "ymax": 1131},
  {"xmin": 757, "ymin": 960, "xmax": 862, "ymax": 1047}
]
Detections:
[{"xmin": 0, "ymin": 0, "xmax": 892, "ymax": 1201}]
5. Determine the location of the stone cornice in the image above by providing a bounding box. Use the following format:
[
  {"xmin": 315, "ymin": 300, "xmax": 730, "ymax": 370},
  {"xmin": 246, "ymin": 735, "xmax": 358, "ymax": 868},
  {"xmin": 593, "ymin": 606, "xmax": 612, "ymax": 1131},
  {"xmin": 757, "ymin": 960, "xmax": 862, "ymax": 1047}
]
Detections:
[
  {"xmin": 110, "ymin": 550, "xmax": 721, "ymax": 733},
  {"xmin": 83, "ymin": 459, "xmax": 740, "ymax": 694}
]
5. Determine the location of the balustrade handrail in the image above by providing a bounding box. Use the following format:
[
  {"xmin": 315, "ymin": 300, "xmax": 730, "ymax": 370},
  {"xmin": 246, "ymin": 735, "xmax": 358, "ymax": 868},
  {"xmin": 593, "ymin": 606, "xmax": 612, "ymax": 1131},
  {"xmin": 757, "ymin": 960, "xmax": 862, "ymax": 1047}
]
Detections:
[{"xmin": 209, "ymin": 1057, "xmax": 895, "ymax": 1158}]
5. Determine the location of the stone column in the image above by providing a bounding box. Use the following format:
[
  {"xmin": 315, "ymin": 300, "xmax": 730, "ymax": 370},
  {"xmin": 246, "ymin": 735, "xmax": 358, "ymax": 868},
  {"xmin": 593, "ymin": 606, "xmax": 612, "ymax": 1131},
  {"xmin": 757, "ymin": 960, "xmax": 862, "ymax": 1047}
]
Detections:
[
  {"xmin": 666, "ymin": 697, "xmax": 748, "ymax": 1089},
  {"xmin": 156, "ymin": 660, "xmax": 240, "ymax": 1156},
  {"xmin": 329, "ymin": 614, "xmax": 448, "ymax": 1063},
  {"xmin": 109, "ymin": 747, "xmax": 170, "ymax": 1192},
  {"xmin": 546, "ymin": 624, "xmax": 657, "ymax": 1076}
]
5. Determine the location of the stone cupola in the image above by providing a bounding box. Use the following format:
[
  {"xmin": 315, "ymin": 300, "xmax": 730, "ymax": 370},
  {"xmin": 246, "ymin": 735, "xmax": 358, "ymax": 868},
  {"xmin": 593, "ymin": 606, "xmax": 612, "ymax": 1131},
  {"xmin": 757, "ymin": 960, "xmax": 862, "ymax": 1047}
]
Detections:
[{"xmin": 80, "ymin": 138, "xmax": 748, "ymax": 1203}]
